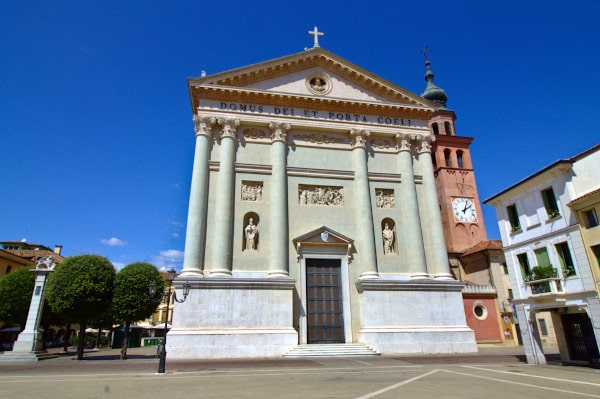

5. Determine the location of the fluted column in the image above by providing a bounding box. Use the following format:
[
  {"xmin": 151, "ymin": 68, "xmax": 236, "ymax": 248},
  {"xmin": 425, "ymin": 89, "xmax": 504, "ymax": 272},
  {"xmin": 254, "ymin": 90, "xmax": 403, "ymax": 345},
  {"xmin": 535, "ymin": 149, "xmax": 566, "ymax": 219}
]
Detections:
[
  {"xmin": 181, "ymin": 115, "xmax": 215, "ymax": 276},
  {"xmin": 415, "ymin": 135, "xmax": 453, "ymax": 279},
  {"xmin": 396, "ymin": 134, "xmax": 428, "ymax": 279},
  {"xmin": 268, "ymin": 122, "xmax": 291, "ymax": 277},
  {"xmin": 350, "ymin": 129, "xmax": 379, "ymax": 279},
  {"xmin": 206, "ymin": 118, "xmax": 239, "ymax": 276}
]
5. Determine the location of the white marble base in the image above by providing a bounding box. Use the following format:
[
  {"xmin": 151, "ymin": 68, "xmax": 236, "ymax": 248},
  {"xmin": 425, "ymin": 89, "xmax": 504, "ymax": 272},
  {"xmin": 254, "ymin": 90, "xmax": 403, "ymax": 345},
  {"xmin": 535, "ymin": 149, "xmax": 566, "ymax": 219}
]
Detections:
[
  {"xmin": 356, "ymin": 279, "xmax": 477, "ymax": 354},
  {"xmin": 168, "ymin": 327, "xmax": 298, "ymax": 359},
  {"xmin": 167, "ymin": 277, "xmax": 298, "ymax": 359}
]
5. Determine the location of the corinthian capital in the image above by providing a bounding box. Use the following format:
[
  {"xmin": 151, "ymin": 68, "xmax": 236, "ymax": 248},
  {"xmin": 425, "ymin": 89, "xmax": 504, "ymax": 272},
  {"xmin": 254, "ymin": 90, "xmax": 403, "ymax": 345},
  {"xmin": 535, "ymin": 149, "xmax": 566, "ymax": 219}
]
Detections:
[
  {"xmin": 217, "ymin": 118, "xmax": 240, "ymax": 139},
  {"xmin": 414, "ymin": 134, "xmax": 435, "ymax": 154},
  {"xmin": 269, "ymin": 122, "xmax": 291, "ymax": 143},
  {"xmin": 395, "ymin": 133, "xmax": 412, "ymax": 153},
  {"xmin": 350, "ymin": 128, "xmax": 370, "ymax": 149},
  {"xmin": 193, "ymin": 115, "xmax": 216, "ymax": 137}
]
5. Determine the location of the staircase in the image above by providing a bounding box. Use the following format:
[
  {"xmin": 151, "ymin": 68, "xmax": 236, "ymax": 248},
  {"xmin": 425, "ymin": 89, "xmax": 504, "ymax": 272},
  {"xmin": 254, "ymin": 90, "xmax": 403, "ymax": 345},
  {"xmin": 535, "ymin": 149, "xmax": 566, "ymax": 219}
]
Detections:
[{"xmin": 285, "ymin": 343, "xmax": 379, "ymax": 358}]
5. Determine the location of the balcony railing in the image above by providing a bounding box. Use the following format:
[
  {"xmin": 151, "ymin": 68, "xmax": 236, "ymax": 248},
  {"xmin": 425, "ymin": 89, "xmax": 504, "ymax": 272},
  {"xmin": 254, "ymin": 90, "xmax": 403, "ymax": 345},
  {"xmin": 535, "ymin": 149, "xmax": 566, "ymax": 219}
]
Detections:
[{"xmin": 525, "ymin": 277, "xmax": 563, "ymax": 295}]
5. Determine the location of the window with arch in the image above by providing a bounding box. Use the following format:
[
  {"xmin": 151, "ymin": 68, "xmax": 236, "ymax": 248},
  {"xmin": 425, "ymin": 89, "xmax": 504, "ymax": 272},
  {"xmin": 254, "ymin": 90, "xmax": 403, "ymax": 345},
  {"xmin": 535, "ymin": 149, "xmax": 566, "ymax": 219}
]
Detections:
[
  {"xmin": 432, "ymin": 123, "xmax": 439, "ymax": 135},
  {"xmin": 457, "ymin": 150, "xmax": 464, "ymax": 168},
  {"xmin": 444, "ymin": 149, "xmax": 452, "ymax": 167},
  {"xmin": 444, "ymin": 121, "xmax": 453, "ymax": 135},
  {"xmin": 242, "ymin": 212, "xmax": 260, "ymax": 252},
  {"xmin": 381, "ymin": 218, "xmax": 397, "ymax": 255}
]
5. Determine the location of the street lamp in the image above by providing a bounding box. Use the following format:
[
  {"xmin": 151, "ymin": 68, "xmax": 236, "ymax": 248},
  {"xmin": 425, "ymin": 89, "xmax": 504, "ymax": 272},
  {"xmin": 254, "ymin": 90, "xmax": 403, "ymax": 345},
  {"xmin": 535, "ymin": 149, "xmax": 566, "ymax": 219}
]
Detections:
[{"xmin": 149, "ymin": 267, "xmax": 190, "ymax": 374}]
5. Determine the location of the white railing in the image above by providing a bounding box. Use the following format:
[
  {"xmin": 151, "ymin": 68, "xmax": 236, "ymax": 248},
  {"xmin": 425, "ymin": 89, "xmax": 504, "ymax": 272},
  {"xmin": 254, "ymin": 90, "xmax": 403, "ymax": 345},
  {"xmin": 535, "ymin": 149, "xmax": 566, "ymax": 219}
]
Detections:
[
  {"xmin": 462, "ymin": 285, "xmax": 496, "ymax": 294},
  {"xmin": 525, "ymin": 277, "xmax": 563, "ymax": 296}
]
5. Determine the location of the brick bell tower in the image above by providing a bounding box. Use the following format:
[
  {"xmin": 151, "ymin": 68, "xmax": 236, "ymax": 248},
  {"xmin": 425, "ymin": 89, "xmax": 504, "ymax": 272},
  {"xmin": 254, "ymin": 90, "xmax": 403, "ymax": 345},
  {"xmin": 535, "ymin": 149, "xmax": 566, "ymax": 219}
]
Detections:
[{"xmin": 420, "ymin": 55, "xmax": 487, "ymax": 259}]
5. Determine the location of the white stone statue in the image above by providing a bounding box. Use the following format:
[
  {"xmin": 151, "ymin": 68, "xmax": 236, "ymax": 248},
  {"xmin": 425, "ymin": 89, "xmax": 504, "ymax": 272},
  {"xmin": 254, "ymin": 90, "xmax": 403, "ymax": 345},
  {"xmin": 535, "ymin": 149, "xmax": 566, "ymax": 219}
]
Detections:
[
  {"xmin": 244, "ymin": 218, "xmax": 259, "ymax": 251},
  {"xmin": 382, "ymin": 223, "xmax": 395, "ymax": 255},
  {"xmin": 36, "ymin": 255, "xmax": 56, "ymax": 270}
]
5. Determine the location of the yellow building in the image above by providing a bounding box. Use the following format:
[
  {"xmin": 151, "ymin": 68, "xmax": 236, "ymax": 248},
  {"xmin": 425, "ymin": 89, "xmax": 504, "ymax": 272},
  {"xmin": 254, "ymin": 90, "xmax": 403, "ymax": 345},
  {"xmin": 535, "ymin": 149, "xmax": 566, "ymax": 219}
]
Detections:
[
  {"xmin": 568, "ymin": 187, "xmax": 600, "ymax": 296},
  {"xmin": 0, "ymin": 250, "xmax": 34, "ymax": 278}
]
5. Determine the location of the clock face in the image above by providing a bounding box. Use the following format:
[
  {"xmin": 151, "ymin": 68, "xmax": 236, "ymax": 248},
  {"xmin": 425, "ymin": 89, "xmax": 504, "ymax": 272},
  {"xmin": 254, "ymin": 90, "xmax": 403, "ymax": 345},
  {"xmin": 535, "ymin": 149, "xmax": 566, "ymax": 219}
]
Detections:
[{"xmin": 452, "ymin": 197, "xmax": 477, "ymax": 222}]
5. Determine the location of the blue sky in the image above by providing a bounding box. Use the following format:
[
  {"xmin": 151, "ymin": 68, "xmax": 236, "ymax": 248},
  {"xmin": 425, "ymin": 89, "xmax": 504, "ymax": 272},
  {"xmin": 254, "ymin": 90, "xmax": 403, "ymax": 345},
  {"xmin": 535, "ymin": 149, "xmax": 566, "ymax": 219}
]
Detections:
[{"xmin": 2, "ymin": 1, "xmax": 599, "ymax": 270}]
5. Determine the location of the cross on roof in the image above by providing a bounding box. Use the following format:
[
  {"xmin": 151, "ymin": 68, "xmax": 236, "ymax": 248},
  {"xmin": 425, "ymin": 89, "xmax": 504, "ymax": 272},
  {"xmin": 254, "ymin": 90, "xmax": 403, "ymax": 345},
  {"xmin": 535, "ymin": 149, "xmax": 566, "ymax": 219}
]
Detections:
[
  {"xmin": 420, "ymin": 45, "xmax": 431, "ymax": 61},
  {"xmin": 308, "ymin": 26, "xmax": 324, "ymax": 48}
]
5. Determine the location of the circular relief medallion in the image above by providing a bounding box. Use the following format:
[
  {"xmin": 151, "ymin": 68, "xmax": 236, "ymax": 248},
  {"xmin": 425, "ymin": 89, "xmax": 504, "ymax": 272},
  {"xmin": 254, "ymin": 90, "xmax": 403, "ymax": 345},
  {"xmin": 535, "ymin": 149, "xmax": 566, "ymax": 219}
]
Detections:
[{"xmin": 306, "ymin": 74, "xmax": 332, "ymax": 95}]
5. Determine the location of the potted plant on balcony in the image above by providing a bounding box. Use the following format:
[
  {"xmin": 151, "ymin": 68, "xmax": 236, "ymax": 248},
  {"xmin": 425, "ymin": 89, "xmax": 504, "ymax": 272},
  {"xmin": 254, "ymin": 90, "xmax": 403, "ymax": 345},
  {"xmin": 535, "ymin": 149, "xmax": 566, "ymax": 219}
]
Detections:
[
  {"xmin": 526, "ymin": 265, "xmax": 559, "ymax": 294},
  {"xmin": 531, "ymin": 265, "xmax": 558, "ymax": 280},
  {"xmin": 547, "ymin": 209, "xmax": 560, "ymax": 219}
]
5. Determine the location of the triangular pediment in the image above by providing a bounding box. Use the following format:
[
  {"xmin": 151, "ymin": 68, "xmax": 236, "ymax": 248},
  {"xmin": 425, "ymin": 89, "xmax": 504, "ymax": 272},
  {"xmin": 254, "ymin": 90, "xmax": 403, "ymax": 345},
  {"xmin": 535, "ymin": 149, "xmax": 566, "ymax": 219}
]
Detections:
[
  {"xmin": 292, "ymin": 226, "xmax": 353, "ymax": 246},
  {"xmin": 188, "ymin": 48, "xmax": 438, "ymax": 111}
]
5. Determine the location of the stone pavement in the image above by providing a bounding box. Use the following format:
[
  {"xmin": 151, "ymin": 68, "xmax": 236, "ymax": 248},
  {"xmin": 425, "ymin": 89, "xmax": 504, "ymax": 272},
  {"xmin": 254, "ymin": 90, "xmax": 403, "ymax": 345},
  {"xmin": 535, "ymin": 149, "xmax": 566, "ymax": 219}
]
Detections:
[{"xmin": 1, "ymin": 345, "xmax": 598, "ymax": 399}]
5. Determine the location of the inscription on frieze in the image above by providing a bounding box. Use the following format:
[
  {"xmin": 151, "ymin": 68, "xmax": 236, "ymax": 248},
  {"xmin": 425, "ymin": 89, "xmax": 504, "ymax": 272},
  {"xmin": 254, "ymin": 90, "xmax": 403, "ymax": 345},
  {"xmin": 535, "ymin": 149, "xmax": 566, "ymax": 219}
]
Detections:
[{"xmin": 298, "ymin": 185, "xmax": 343, "ymax": 206}]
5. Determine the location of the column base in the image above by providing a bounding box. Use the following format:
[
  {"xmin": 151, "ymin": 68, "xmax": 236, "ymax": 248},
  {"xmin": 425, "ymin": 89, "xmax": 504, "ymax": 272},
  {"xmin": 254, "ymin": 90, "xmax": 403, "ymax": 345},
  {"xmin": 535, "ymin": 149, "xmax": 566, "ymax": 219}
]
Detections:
[
  {"xmin": 410, "ymin": 272, "xmax": 430, "ymax": 280},
  {"xmin": 359, "ymin": 271, "xmax": 379, "ymax": 280},
  {"xmin": 433, "ymin": 273, "xmax": 454, "ymax": 281},
  {"xmin": 207, "ymin": 269, "xmax": 232, "ymax": 277},
  {"xmin": 179, "ymin": 269, "xmax": 204, "ymax": 278},
  {"xmin": 268, "ymin": 270, "xmax": 289, "ymax": 278}
]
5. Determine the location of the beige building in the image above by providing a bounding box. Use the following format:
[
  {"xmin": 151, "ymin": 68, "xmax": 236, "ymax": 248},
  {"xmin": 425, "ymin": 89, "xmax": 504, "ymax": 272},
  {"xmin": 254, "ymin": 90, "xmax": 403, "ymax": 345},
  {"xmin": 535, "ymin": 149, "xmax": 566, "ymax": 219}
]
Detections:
[
  {"xmin": 169, "ymin": 39, "xmax": 477, "ymax": 359},
  {"xmin": 569, "ymin": 187, "xmax": 600, "ymax": 296}
]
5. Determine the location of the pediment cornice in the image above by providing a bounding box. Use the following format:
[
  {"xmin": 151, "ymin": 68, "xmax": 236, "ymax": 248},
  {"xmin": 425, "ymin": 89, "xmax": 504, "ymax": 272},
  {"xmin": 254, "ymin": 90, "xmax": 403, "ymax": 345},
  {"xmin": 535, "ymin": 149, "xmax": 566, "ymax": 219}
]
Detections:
[{"xmin": 189, "ymin": 48, "xmax": 439, "ymax": 115}]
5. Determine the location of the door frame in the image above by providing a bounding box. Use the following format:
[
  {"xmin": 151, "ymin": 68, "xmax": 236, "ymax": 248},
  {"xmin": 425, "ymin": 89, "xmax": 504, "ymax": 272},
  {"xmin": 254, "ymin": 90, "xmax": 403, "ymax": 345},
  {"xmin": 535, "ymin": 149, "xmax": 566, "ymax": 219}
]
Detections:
[{"xmin": 299, "ymin": 254, "xmax": 352, "ymax": 344}]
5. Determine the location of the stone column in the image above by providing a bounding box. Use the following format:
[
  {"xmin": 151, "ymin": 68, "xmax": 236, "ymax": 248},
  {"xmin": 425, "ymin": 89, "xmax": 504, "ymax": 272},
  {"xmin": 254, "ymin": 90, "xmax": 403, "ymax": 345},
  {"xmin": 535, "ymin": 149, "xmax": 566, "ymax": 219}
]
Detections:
[
  {"xmin": 269, "ymin": 122, "xmax": 291, "ymax": 277},
  {"xmin": 11, "ymin": 267, "xmax": 53, "ymax": 354},
  {"xmin": 351, "ymin": 129, "xmax": 379, "ymax": 279},
  {"xmin": 181, "ymin": 115, "xmax": 215, "ymax": 276},
  {"xmin": 415, "ymin": 135, "xmax": 453, "ymax": 279},
  {"xmin": 206, "ymin": 118, "xmax": 239, "ymax": 276},
  {"xmin": 516, "ymin": 304, "xmax": 547, "ymax": 364},
  {"xmin": 396, "ymin": 134, "xmax": 428, "ymax": 279}
]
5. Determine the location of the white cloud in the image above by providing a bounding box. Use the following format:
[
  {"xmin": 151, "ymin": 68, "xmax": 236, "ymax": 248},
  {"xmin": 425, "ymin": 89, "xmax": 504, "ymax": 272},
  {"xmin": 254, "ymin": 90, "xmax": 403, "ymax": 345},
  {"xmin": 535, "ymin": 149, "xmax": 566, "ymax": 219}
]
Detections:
[
  {"xmin": 152, "ymin": 249, "xmax": 184, "ymax": 270},
  {"xmin": 172, "ymin": 232, "xmax": 180, "ymax": 238},
  {"xmin": 100, "ymin": 237, "xmax": 127, "ymax": 247}
]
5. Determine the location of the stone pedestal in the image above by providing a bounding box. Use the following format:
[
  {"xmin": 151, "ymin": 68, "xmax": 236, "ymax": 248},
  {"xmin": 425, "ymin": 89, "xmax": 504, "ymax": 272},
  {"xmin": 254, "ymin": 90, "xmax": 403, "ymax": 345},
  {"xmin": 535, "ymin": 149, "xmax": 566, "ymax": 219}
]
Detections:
[
  {"xmin": 0, "ymin": 267, "xmax": 57, "ymax": 362},
  {"xmin": 167, "ymin": 277, "xmax": 298, "ymax": 359},
  {"xmin": 356, "ymin": 279, "xmax": 477, "ymax": 354}
]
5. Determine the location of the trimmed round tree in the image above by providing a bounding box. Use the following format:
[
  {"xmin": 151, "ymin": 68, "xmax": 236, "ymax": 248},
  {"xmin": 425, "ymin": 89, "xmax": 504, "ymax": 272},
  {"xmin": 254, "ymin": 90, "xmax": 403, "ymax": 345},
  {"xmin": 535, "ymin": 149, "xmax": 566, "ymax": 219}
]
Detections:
[
  {"xmin": 112, "ymin": 262, "xmax": 164, "ymax": 359},
  {"xmin": 0, "ymin": 267, "xmax": 35, "ymax": 328},
  {"xmin": 46, "ymin": 254, "xmax": 115, "ymax": 360}
]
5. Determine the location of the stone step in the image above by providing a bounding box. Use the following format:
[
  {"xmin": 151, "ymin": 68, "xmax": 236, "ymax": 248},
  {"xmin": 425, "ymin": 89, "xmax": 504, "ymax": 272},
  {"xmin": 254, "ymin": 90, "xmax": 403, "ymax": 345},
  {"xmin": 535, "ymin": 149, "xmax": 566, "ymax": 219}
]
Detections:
[{"xmin": 285, "ymin": 343, "xmax": 379, "ymax": 357}]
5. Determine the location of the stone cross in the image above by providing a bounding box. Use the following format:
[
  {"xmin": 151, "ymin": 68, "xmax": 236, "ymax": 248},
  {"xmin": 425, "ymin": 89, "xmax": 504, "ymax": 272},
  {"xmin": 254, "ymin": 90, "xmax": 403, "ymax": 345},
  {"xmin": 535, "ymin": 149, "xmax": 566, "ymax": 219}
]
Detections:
[{"xmin": 308, "ymin": 26, "xmax": 324, "ymax": 48}]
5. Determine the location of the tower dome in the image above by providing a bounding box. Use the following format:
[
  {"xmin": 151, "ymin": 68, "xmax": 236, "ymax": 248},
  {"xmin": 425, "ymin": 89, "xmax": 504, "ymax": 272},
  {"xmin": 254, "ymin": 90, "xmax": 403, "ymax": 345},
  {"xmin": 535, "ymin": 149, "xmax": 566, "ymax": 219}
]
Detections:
[{"xmin": 421, "ymin": 60, "xmax": 448, "ymax": 108}]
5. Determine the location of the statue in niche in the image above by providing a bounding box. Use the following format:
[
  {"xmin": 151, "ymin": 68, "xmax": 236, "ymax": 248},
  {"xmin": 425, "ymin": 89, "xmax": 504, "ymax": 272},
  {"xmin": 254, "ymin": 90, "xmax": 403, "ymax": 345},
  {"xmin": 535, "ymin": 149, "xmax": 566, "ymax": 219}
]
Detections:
[
  {"xmin": 382, "ymin": 222, "xmax": 395, "ymax": 255},
  {"xmin": 244, "ymin": 218, "xmax": 259, "ymax": 251}
]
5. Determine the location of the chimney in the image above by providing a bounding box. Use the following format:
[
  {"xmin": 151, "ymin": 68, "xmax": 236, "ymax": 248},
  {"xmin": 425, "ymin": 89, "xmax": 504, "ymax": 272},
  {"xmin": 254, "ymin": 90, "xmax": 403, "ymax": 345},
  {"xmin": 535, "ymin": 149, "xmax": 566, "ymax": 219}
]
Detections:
[{"xmin": 54, "ymin": 245, "xmax": 63, "ymax": 256}]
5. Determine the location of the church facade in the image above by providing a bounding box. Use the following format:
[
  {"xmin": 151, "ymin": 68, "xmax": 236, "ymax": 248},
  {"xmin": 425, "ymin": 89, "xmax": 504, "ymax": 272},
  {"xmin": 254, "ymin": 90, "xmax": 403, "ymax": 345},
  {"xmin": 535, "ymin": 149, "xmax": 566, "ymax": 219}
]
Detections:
[{"xmin": 169, "ymin": 44, "xmax": 476, "ymax": 358}]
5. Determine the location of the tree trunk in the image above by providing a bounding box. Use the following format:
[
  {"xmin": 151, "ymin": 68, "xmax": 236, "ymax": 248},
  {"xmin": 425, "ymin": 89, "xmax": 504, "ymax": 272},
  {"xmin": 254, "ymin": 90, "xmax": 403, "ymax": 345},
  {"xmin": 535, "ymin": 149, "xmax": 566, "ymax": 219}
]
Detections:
[
  {"xmin": 97, "ymin": 327, "xmax": 103, "ymax": 348},
  {"xmin": 76, "ymin": 322, "xmax": 86, "ymax": 360},
  {"xmin": 63, "ymin": 323, "xmax": 71, "ymax": 353},
  {"xmin": 120, "ymin": 321, "xmax": 130, "ymax": 360}
]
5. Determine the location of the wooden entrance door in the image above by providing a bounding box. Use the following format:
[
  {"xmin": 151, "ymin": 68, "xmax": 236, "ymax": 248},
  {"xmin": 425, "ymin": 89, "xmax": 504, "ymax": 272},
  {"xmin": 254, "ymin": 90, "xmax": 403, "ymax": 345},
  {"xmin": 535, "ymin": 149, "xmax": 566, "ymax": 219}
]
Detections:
[{"xmin": 306, "ymin": 259, "xmax": 344, "ymax": 344}]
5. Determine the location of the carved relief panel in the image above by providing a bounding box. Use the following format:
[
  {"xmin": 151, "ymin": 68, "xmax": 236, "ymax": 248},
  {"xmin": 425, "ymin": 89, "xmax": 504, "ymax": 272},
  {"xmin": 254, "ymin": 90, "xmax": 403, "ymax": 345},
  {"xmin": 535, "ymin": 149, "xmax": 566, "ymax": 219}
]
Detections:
[
  {"xmin": 375, "ymin": 188, "xmax": 395, "ymax": 208},
  {"xmin": 298, "ymin": 185, "xmax": 343, "ymax": 206},
  {"xmin": 241, "ymin": 181, "xmax": 263, "ymax": 201}
]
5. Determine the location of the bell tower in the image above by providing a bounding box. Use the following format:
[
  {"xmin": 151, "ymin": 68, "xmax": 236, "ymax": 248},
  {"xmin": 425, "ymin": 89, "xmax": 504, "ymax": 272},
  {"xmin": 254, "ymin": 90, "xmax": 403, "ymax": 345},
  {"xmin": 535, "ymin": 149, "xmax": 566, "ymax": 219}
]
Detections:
[{"xmin": 420, "ymin": 57, "xmax": 487, "ymax": 256}]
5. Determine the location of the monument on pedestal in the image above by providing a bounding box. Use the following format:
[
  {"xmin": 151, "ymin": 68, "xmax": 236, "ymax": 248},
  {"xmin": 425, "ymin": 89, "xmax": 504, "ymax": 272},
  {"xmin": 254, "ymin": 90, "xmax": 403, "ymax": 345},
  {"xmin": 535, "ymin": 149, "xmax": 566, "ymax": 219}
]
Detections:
[{"xmin": 0, "ymin": 256, "xmax": 58, "ymax": 361}]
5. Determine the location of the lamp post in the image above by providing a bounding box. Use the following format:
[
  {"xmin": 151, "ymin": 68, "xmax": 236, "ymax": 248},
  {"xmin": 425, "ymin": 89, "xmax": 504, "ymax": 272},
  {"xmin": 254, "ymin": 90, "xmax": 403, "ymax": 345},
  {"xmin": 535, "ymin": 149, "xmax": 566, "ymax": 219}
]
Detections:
[{"xmin": 149, "ymin": 267, "xmax": 190, "ymax": 374}]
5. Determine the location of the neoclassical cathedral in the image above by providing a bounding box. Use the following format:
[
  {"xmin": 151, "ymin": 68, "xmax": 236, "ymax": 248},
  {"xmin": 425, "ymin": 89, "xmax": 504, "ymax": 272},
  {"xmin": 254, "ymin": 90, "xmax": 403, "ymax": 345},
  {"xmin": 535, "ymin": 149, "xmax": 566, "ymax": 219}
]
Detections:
[{"xmin": 169, "ymin": 34, "xmax": 477, "ymax": 358}]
